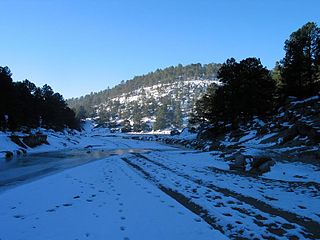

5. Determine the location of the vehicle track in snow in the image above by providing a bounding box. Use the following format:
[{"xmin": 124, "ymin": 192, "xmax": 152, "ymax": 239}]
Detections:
[{"xmin": 121, "ymin": 152, "xmax": 320, "ymax": 239}]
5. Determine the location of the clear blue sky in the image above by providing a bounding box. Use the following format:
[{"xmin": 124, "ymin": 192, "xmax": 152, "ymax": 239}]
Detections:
[{"xmin": 1, "ymin": 0, "xmax": 319, "ymax": 99}]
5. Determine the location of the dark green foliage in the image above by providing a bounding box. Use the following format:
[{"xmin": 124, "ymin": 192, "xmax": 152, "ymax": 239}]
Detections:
[
  {"xmin": 192, "ymin": 58, "xmax": 276, "ymax": 127},
  {"xmin": 121, "ymin": 119, "xmax": 132, "ymax": 132},
  {"xmin": 189, "ymin": 84, "xmax": 217, "ymax": 124},
  {"xmin": 0, "ymin": 66, "xmax": 80, "ymax": 131},
  {"xmin": 75, "ymin": 106, "xmax": 88, "ymax": 120},
  {"xmin": 280, "ymin": 22, "xmax": 320, "ymax": 97},
  {"xmin": 154, "ymin": 101, "xmax": 169, "ymax": 130},
  {"xmin": 172, "ymin": 101, "xmax": 183, "ymax": 128},
  {"xmin": 67, "ymin": 63, "xmax": 221, "ymax": 116}
]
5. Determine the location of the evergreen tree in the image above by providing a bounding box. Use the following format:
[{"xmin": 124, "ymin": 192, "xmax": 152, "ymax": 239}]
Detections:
[
  {"xmin": 154, "ymin": 102, "xmax": 168, "ymax": 130},
  {"xmin": 281, "ymin": 22, "xmax": 320, "ymax": 97},
  {"xmin": 189, "ymin": 84, "xmax": 216, "ymax": 125},
  {"xmin": 191, "ymin": 58, "xmax": 275, "ymax": 127},
  {"xmin": 76, "ymin": 106, "xmax": 88, "ymax": 120},
  {"xmin": 173, "ymin": 101, "xmax": 183, "ymax": 128},
  {"xmin": 0, "ymin": 66, "xmax": 80, "ymax": 131},
  {"xmin": 132, "ymin": 102, "xmax": 143, "ymax": 131}
]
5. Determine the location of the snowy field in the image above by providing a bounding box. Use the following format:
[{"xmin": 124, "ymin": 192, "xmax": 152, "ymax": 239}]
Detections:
[{"xmin": 0, "ymin": 121, "xmax": 319, "ymax": 239}]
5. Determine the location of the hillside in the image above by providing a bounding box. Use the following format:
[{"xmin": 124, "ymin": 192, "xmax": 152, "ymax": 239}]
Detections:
[{"xmin": 67, "ymin": 63, "xmax": 221, "ymax": 130}]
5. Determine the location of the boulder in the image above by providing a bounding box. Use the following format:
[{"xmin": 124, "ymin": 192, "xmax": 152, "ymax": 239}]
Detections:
[
  {"xmin": 229, "ymin": 154, "xmax": 246, "ymax": 171},
  {"xmin": 22, "ymin": 134, "xmax": 48, "ymax": 148},
  {"xmin": 250, "ymin": 156, "xmax": 275, "ymax": 174},
  {"xmin": 5, "ymin": 151, "xmax": 13, "ymax": 160},
  {"xmin": 170, "ymin": 129, "xmax": 180, "ymax": 136},
  {"xmin": 229, "ymin": 154, "xmax": 275, "ymax": 174},
  {"xmin": 257, "ymin": 160, "xmax": 275, "ymax": 173}
]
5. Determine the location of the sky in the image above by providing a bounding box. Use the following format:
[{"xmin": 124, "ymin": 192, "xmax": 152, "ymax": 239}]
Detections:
[{"xmin": 0, "ymin": 0, "xmax": 319, "ymax": 99}]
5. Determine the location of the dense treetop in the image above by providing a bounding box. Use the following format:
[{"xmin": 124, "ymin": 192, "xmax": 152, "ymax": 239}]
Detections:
[
  {"xmin": 0, "ymin": 67, "xmax": 79, "ymax": 131},
  {"xmin": 280, "ymin": 22, "xmax": 320, "ymax": 97},
  {"xmin": 191, "ymin": 22, "xmax": 320, "ymax": 130}
]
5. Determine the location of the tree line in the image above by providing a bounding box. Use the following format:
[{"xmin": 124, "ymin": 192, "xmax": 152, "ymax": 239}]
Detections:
[
  {"xmin": 0, "ymin": 67, "xmax": 80, "ymax": 131},
  {"xmin": 191, "ymin": 22, "xmax": 320, "ymax": 129},
  {"xmin": 67, "ymin": 63, "xmax": 221, "ymax": 118}
]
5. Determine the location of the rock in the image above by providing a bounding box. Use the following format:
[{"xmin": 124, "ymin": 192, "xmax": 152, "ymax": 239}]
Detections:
[
  {"xmin": 229, "ymin": 154, "xmax": 246, "ymax": 171},
  {"xmin": 251, "ymin": 156, "xmax": 273, "ymax": 169},
  {"xmin": 282, "ymin": 126, "xmax": 299, "ymax": 144},
  {"xmin": 9, "ymin": 136, "xmax": 27, "ymax": 148},
  {"xmin": 257, "ymin": 159, "xmax": 275, "ymax": 173},
  {"xmin": 22, "ymin": 134, "xmax": 48, "ymax": 148},
  {"xmin": 5, "ymin": 151, "xmax": 13, "ymax": 160},
  {"xmin": 170, "ymin": 129, "xmax": 180, "ymax": 136},
  {"xmin": 296, "ymin": 123, "xmax": 320, "ymax": 143},
  {"xmin": 229, "ymin": 154, "xmax": 275, "ymax": 174}
]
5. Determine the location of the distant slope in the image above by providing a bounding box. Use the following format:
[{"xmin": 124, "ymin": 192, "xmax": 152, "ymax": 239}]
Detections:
[{"xmin": 67, "ymin": 63, "xmax": 221, "ymax": 130}]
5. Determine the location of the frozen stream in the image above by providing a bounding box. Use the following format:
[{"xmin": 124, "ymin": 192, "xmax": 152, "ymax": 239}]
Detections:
[{"xmin": 0, "ymin": 148, "xmax": 150, "ymax": 191}]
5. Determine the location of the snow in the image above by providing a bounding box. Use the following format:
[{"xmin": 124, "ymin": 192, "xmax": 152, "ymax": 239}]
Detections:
[
  {"xmin": 0, "ymin": 132, "xmax": 22, "ymax": 158},
  {"xmin": 0, "ymin": 120, "xmax": 319, "ymax": 239},
  {"xmin": 0, "ymin": 155, "xmax": 226, "ymax": 240},
  {"xmin": 291, "ymin": 95, "xmax": 319, "ymax": 105},
  {"xmin": 172, "ymin": 128, "xmax": 197, "ymax": 141},
  {"xmin": 238, "ymin": 130, "xmax": 257, "ymax": 142},
  {"xmin": 263, "ymin": 161, "xmax": 320, "ymax": 183}
]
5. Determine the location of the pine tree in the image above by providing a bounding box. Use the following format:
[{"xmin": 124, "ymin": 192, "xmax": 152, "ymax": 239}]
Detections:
[
  {"xmin": 191, "ymin": 58, "xmax": 275, "ymax": 127},
  {"xmin": 281, "ymin": 22, "xmax": 320, "ymax": 97},
  {"xmin": 154, "ymin": 103, "xmax": 168, "ymax": 130},
  {"xmin": 173, "ymin": 101, "xmax": 183, "ymax": 128}
]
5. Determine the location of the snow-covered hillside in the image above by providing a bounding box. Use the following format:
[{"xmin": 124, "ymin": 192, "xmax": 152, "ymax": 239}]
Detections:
[{"xmin": 95, "ymin": 79, "xmax": 219, "ymax": 129}]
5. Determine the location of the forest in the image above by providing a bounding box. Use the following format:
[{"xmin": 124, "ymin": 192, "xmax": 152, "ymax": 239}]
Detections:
[
  {"xmin": 67, "ymin": 63, "xmax": 221, "ymax": 118},
  {"xmin": 0, "ymin": 67, "xmax": 79, "ymax": 131},
  {"xmin": 190, "ymin": 22, "xmax": 320, "ymax": 129}
]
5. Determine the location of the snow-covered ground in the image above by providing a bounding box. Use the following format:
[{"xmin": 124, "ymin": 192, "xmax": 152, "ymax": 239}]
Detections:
[
  {"xmin": 0, "ymin": 155, "xmax": 225, "ymax": 240},
  {"xmin": 0, "ymin": 121, "xmax": 319, "ymax": 239}
]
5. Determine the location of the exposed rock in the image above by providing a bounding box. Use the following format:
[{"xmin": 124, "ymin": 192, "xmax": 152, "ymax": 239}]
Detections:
[
  {"xmin": 229, "ymin": 154, "xmax": 275, "ymax": 174},
  {"xmin": 295, "ymin": 123, "xmax": 320, "ymax": 143},
  {"xmin": 5, "ymin": 151, "xmax": 13, "ymax": 160},
  {"xmin": 170, "ymin": 129, "xmax": 180, "ymax": 136},
  {"xmin": 251, "ymin": 157, "xmax": 275, "ymax": 174},
  {"xmin": 22, "ymin": 134, "xmax": 48, "ymax": 148},
  {"xmin": 9, "ymin": 136, "xmax": 27, "ymax": 148},
  {"xmin": 229, "ymin": 154, "xmax": 246, "ymax": 171}
]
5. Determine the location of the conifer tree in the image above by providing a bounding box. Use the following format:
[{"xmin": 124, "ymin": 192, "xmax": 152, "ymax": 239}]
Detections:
[{"xmin": 281, "ymin": 22, "xmax": 320, "ymax": 97}]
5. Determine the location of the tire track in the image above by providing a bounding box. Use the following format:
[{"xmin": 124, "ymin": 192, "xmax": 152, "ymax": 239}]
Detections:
[{"xmin": 123, "ymin": 152, "xmax": 320, "ymax": 239}]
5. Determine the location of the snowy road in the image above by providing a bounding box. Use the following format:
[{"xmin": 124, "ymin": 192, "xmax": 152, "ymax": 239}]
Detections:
[
  {"xmin": 0, "ymin": 125, "xmax": 319, "ymax": 239},
  {"xmin": 0, "ymin": 153, "xmax": 225, "ymax": 240}
]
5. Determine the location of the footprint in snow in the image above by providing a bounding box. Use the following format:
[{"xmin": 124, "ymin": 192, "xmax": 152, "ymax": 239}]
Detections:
[
  {"xmin": 13, "ymin": 214, "xmax": 24, "ymax": 219},
  {"xmin": 63, "ymin": 203, "xmax": 72, "ymax": 207}
]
